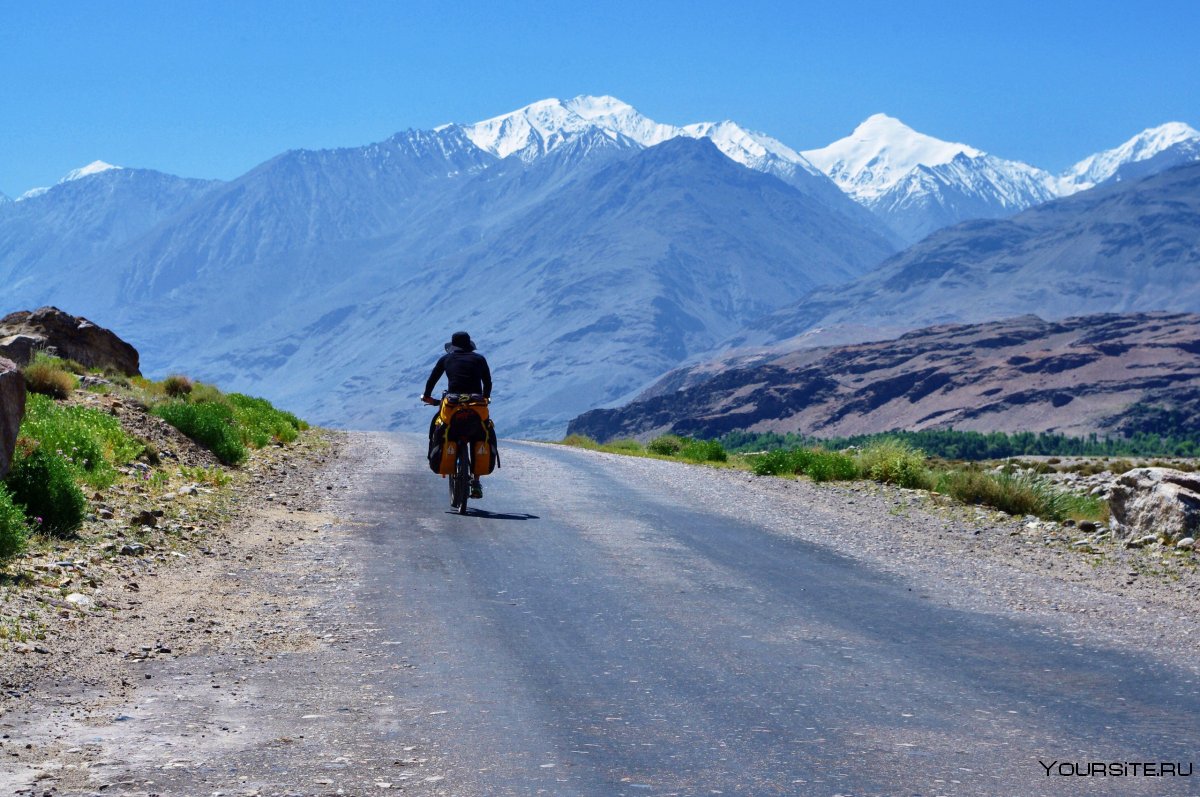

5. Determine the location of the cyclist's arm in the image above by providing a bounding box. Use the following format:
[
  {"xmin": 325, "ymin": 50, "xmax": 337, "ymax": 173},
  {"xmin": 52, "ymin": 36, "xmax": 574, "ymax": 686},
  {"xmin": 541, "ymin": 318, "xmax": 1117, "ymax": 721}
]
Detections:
[
  {"xmin": 481, "ymin": 357, "xmax": 492, "ymax": 399},
  {"xmin": 423, "ymin": 356, "xmax": 447, "ymax": 399}
]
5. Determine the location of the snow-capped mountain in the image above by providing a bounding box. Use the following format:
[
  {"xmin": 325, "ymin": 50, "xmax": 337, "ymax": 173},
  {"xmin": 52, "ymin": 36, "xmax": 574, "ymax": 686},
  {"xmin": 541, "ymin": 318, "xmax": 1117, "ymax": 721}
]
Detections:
[
  {"xmin": 802, "ymin": 114, "xmax": 1200, "ymax": 243},
  {"xmin": 1060, "ymin": 122, "xmax": 1200, "ymax": 194},
  {"xmin": 803, "ymin": 115, "xmax": 1059, "ymax": 243},
  {"xmin": 453, "ymin": 95, "xmax": 876, "ymax": 217},
  {"xmin": 15, "ymin": 160, "xmax": 124, "ymax": 201},
  {"xmin": 0, "ymin": 114, "xmax": 898, "ymax": 437}
]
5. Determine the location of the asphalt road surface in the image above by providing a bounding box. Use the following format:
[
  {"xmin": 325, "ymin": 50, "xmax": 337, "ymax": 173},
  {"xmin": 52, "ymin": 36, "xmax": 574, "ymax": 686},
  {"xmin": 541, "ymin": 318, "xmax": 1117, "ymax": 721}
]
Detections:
[
  {"xmin": 10, "ymin": 433, "xmax": 1196, "ymax": 796},
  {"xmin": 342, "ymin": 436, "xmax": 1199, "ymax": 796}
]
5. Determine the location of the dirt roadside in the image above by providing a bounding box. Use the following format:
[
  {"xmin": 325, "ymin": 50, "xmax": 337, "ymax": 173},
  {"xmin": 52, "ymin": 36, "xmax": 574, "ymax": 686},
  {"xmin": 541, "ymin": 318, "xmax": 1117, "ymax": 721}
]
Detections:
[{"xmin": 0, "ymin": 424, "xmax": 389, "ymax": 794}]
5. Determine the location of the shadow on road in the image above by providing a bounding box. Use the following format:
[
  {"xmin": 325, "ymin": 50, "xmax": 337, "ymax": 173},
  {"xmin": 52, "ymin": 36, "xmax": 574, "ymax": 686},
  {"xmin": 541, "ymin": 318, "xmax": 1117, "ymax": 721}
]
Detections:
[{"xmin": 444, "ymin": 509, "xmax": 540, "ymax": 520}]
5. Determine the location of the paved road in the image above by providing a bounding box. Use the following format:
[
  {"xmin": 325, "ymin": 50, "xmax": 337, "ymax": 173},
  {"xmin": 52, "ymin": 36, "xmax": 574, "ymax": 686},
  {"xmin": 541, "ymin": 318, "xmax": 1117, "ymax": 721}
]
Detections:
[{"xmin": 344, "ymin": 436, "xmax": 1199, "ymax": 796}]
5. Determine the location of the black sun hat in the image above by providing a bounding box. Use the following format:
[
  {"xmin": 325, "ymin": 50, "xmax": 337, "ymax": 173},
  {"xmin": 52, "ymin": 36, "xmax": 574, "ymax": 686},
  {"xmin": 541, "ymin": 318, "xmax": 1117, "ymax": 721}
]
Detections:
[{"xmin": 445, "ymin": 330, "xmax": 476, "ymax": 353}]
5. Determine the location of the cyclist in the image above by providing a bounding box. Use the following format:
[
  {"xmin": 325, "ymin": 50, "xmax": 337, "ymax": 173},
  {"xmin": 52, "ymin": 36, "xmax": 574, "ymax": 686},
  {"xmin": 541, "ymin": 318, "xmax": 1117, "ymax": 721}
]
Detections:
[{"xmin": 423, "ymin": 331, "xmax": 492, "ymax": 498}]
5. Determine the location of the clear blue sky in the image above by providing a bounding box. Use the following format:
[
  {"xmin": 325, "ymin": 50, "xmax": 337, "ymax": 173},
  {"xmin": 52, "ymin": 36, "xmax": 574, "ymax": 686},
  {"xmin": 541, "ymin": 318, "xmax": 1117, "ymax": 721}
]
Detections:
[{"xmin": 2, "ymin": 0, "xmax": 1197, "ymax": 197}]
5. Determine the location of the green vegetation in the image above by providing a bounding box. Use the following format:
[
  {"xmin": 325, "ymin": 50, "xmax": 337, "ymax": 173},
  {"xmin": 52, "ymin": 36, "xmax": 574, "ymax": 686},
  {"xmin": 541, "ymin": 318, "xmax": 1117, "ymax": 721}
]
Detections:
[
  {"xmin": 562, "ymin": 432, "xmax": 1110, "ymax": 523},
  {"xmin": 935, "ymin": 468, "xmax": 1105, "ymax": 522},
  {"xmin": 678, "ymin": 438, "xmax": 728, "ymax": 463},
  {"xmin": 720, "ymin": 427, "xmax": 1200, "ymax": 459},
  {"xmin": 22, "ymin": 352, "xmax": 78, "ymax": 399},
  {"xmin": 1, "ymin": 369, "xmax": 309, "ymax": 563},
  {"xmin": 560, "ymin": 433, "xmax": 730, "ymax": 464},
  {"xmin": 152, "ymin": 400, "xmax": 246, "ymax": 465},
  {"xmin": 0, "ymin": 487, "xmax": 29, "ymax": 560},
  {"xmin": 162, "ymin": 374, "xmax": 194, "ymax": 397},
  {"xmin": 151, "ymin": 383, "xmax": 308, "ymax": 465},
  {"xmin": 19, "ymin": 393, "xmax": 142, "ymax": 487},
  {"xmin": 227, "ymin": 393, "xmax": 308, "ymax": 445},
  {"xmin": 4, "ymin": 448, "xmax": 87, "ymax": 537},
  {"xmin": 647, "ymin": 434, "xmax": 686, "ymax": 455}
]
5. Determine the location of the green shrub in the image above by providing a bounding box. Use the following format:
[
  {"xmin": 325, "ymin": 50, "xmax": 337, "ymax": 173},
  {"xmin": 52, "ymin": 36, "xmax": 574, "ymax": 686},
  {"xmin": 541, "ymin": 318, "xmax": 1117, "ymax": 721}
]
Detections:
[
  {"xmin": 0, "ymin": 486, "xmax": 29, "ymax": 560},
  {"xmin": 855, "ymin": 439, "xmax": 932, "ymax": 489},
  {"xmin": 227, "ymin": 393, "xmax": 305, "ymax": 446},
  {"xmin": 23, "ymin": 353, "xmax": 78, "ymax": 399},
  {"xmin": 19, "ymin": 393, "xmax": 142, "ymax": 487},
  {"xmin": 750, "ymin": 449, "xmax": 796, "ymax": 476},
  {"xmin": 934, "ymin": 469, "xmax": 1102, "ymax": 521},
  {"xmin": 605, "ymin": 438, "xmax": 645, "ymax": 453},
  {"xmin": 678, "ymin": 439, "xmax": 727, "ymax": 462},
  {"xmin": 162, "ymin": 374, "xmax": 194, "ymax": 397},
  {"xmin": 561, "ymin": 434, "xmax": 599, "ymax": 449},
  {"xmin": 153, "ymin": 400, "xmax": 247, "ymax": 465},
  {"xmin": 4, "ymin": 448, "xmax": 87, "ymax": 537},
  {"xmin": 189, "ymin": 382, "xmax": 226, "ymax": 405},
  {"xmin": 647, "ymin": 434, "xmax": 687, "ymax": 456},
  {"xmin": 750, "ymin": 447, "xmax": 853, "ymax": 480},
  {"xmin": 802, "ymin": 449, "xmax": 858, "ymax": 482}
]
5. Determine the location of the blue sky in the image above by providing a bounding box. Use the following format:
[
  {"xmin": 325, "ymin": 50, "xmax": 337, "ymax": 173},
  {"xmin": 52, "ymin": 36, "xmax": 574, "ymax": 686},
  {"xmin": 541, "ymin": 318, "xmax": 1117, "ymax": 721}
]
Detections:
[{"xmin": 2, "ymin": 0, "xmax": 1197, "ymax": 197}]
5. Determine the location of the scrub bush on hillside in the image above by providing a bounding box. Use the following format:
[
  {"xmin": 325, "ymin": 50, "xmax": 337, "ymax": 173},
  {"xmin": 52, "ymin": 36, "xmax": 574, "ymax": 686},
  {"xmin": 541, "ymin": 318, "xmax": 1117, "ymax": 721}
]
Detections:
[
  {"xmin": 4, "ymin": 448, "xmax": 87, "ymax": 537},
  {"xmin": 152, "ymin": 400, "xmax": 247, "ymax": 465}
]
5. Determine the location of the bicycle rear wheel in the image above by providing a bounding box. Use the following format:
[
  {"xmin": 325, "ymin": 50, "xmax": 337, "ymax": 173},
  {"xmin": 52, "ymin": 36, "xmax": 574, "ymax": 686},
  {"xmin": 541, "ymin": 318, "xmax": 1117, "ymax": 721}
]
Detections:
[{"xmin": 453, "ymin": 444, "xmax": 470, "ymax": 514}]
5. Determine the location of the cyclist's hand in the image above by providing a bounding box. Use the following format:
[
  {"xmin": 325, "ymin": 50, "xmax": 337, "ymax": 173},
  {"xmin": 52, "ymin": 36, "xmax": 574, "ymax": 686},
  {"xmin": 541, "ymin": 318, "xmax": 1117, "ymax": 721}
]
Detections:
[{"xmin": 421, "ymin": 395, "xmax": 439, "ymax": 406}]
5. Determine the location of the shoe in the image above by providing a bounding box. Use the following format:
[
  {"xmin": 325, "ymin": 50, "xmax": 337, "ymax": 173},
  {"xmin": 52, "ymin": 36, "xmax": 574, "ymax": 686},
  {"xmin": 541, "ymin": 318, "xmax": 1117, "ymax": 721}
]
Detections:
[{"xmin": 470, "ymin": 480, "xmax": 483, "ymax": 499}]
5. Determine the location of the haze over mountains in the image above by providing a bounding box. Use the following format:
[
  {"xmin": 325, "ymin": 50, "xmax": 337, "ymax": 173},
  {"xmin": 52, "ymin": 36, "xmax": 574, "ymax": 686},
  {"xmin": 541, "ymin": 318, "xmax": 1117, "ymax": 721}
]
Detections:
[{"xmin": 2, "ymin": 95, "xmax": 1198, "ymax": 435}]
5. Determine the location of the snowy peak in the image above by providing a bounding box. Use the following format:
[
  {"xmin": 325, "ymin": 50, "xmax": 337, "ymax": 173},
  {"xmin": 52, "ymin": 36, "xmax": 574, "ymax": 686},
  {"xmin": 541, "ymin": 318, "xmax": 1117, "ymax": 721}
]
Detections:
[
  {"xmin": 457, "ymin": 97, "xmax": 629, "ymax": 161},
  {"xmin": 62, "ymin": 160, "xmax": 122, "ymax": 183},
  {"xmin": 454, "ymin": 95, "xmax": 824, "ymax": 180},
  {"xmin": 16, "ymin": 160, "xmax": 124, "ymax": 201},
  {"xmin": 802, "ymin": 114, "xmax": 983, "ymax": 200},
  {"xmin": 1061, "ymin": 122, "xmax": 1200, "ymax": 193}
]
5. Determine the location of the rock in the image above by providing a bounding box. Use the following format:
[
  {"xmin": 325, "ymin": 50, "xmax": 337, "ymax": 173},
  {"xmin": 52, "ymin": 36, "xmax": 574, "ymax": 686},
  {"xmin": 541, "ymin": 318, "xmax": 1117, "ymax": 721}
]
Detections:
[
  {"xmin": 129, "ymin": 510, "xmax": 158, "ymax": 528},
  {"xmin": 0, "ymin": 357, "xmax": 24, "ymax": 478},
  {"xmin": 1108, "ymin": 468, "xmax": 1200, "ymax": 543},
  {"xmin": 1077, "ymin": 520, "xmax": 1099, "ymax": 533},
  {"xmin": 0, "ymin": 306, "xmax": 140, "ymax": 376},
  {"xmin": 119, "ymin": 542, "xmax": 146, "ymax": 556},
  {"xmin": 65, "ymin": 593, "xmax": 94, "ymax": 609},
  {"xmin": 1177, "ymin": 537, "xmax": 1195, "ymax": 550}
]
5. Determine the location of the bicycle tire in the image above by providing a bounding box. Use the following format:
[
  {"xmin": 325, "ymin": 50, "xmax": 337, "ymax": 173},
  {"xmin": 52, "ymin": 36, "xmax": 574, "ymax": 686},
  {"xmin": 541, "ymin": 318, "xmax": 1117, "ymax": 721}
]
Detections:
[{"xmin": 454, "ymin": 444, "xmax": 470, "ymax": 514}]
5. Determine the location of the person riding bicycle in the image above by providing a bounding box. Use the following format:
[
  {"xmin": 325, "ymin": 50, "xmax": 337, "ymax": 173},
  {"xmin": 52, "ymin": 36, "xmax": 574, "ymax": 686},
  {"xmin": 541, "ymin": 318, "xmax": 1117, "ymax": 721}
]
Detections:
[{"xmin": 423, "ymin": 331, "xmax": 492, "ymax": 498}]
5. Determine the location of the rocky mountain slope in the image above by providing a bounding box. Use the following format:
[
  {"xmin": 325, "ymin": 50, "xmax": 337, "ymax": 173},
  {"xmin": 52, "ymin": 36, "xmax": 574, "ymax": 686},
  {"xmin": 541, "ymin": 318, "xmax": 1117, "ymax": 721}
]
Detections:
[
  {"xmin": 730, "ymin": 161, "xmax": 1200, "ymax": 352},
  {"xmin": 567, "ymin": 312, "xmax": 1200, "ymax": 442},
  {"xmin": 1, "ymin": 131, "xmax": 897, "ymax": 437}
]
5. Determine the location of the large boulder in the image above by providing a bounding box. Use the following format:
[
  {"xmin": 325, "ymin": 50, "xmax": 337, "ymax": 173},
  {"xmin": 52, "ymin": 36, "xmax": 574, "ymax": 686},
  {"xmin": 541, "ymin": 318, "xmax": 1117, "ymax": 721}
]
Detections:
[
  {"xmin": 1108, "ymin": 467, "xmax": 1200, "ymax": 544},
  {"xmin": 0, "ymin": 306, "xmax": 140, "ymax": 376},
  {"xmin": 0, "ymin": 357, "xmax": 25, "ymax": 478}
]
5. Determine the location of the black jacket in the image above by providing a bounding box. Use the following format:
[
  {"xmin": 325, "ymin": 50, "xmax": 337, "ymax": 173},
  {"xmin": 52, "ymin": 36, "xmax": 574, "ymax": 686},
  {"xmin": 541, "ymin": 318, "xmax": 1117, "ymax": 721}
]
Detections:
[{"xmin": 424, "ymin": 348, "xmax": 492, "ymax": 398}]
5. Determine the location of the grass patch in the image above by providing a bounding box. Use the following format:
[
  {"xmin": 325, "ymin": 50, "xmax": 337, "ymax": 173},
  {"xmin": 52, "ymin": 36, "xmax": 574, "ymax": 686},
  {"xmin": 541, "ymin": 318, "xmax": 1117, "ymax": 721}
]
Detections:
[
  {"xmin": 935, "ymin": 468, "xmax": 1106, "ymax": 522},
  {"xmin": 152, "ymin": 400, "xmax": 246, "ymax": 465},
  {"xmin": 749, "ymin": 447, "xmax": 855, "ymax": 481},
  {"xmin": 647, "ymin": 435, "xmax": 686, "ymax": 456},
  {"xmin": 854, "ymin": 439, "xmax": 933, "ymax": 489},
  {"xmin": 19, "ymin": 392, "xmax": 142, "ymax": 488},
  {"xmin": 227, "ymin": 393, "xmax": 307, "ymax": 446},
  {"xmin": 22, "ymin": 353, "xmax": 78, "ymax": 399}
]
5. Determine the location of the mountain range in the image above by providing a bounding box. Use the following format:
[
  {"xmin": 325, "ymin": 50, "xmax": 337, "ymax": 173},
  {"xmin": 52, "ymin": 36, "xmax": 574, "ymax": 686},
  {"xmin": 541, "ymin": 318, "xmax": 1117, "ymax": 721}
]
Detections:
[
  {"xmin": 2, "ymin": 95, "xmax": 1198, "ymax": 436},
  {"xmin": 567, "ymin": 312, "xmax": 1200, "ymax": 442}
]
